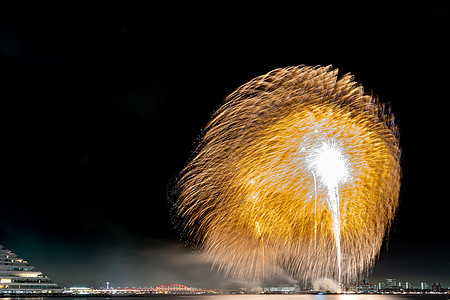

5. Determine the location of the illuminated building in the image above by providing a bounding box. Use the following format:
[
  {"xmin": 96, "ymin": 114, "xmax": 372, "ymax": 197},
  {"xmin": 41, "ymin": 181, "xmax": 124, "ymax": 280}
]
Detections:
[
  {"xmin": 263, "ymin": 286, "xmax": 295, "ymax": 294},
  {"xmin": 0, "ymin": 244, "xmax": 61, "ymax": 294},
  {"xmin": 358, "ymin": 282, "xmax": 378, "ymax": 293},
  {"xmin": 431, "ymin": 283, "xmax": 441, "ymax": 292},
  {"xmin": 384, "ymin": 278, "xmax": 397, "ymax": 289}
]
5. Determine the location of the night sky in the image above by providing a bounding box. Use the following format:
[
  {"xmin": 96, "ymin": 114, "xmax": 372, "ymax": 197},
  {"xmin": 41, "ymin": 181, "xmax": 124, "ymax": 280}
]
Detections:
[{"xmin": 0, "ymin": 4, "xmax": 449, "ymax": 289}]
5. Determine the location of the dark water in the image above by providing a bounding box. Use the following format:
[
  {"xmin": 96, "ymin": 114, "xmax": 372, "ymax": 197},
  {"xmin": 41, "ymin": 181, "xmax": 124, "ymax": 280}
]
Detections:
[{"xmin": 0, "ymin": 295, "xmax": 447, "ymax": 300}]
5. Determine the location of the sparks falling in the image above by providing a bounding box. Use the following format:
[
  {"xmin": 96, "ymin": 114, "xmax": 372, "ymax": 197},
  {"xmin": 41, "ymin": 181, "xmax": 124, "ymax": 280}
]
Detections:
[{"xmin": 174, "ymin": 65, "xmax": 401, "ymax": 287}]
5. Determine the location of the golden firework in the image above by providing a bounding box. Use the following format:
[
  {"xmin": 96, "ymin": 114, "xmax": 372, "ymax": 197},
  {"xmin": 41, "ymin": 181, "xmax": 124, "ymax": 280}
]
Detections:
[{"xmin": 174, "ymin": 65, "xmax": 401, "ymax": 286}]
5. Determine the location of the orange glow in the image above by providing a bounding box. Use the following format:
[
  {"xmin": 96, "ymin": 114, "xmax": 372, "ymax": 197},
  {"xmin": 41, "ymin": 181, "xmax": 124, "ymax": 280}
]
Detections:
[{"xmin": 175, "ymin": 66, "xmax": 401, "ymax": 285}]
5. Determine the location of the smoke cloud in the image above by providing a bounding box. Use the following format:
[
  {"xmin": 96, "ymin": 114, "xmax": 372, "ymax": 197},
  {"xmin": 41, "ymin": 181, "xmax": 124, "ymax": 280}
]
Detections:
[{"xmin": 311, "ymin": 277, "xmax": 340, "ymax": 292}]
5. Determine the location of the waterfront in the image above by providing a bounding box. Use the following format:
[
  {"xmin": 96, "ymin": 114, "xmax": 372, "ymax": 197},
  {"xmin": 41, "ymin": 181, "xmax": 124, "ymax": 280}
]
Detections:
[{"xmin": 0, "ymin": 294, "xmax": 448, "ymax": 300}]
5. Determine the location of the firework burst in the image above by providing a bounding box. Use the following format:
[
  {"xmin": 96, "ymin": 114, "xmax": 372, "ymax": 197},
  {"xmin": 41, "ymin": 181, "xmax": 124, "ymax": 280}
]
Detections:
[{"xmin": 174, "ymin": 65, "xmax": 401, "ymax": 286}]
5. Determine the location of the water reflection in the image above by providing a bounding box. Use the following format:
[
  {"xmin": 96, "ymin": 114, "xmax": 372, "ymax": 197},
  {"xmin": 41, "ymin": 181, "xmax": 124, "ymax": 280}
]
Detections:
[
  {"xmin": 170, "ymin": 295, "xmax": 447, "ymax": 300},
  {"xmin": 1, "ymin": 295, "xmax": 447, "ymax": 300}
]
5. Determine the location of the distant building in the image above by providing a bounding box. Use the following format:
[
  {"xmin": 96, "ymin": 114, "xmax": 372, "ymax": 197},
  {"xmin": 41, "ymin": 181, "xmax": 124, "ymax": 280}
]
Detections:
[
  {"xmin": 431, "ymin": 283, "xmax": 441, "ymax": 292},
  {"xmin": 421, "ymin": 282, "xmax": 429, "ymax": 290},
  {"xmin": 0, "ymin": 244, "xmax": 61, "ymax": 294},
  {"xmin": 384, "ymin": 278, "xmax": 397, "ymax": 289},
  {"xmin": 263, "ymin": 286, "xmax": 295, "ymax": 293},
  {"xmin": 358, "ymin": 283, "xmax": 378, "ymax": 293},
  {"xmin": 152, "ymin": 284, "xmax": 200, "ymax": 294}
]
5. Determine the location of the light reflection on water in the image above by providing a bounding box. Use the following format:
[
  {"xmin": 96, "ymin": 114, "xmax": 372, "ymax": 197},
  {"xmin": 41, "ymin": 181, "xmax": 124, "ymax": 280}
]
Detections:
[
  {"xmin": 0, "ymin": 295, "xmax": 447, "ymax": 300},
  {"xmin": 169, "ymin": 295, "xmax": 447, "ymax": 300}
]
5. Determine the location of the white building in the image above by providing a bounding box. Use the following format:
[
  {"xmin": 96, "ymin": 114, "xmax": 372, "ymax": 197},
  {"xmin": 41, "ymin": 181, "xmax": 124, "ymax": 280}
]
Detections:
[
  {"xmin": 263, "ymin": 286, "xmax": 296, "ymax": 293},
  {"xmin": 0, "ymin": 244, "xmax": 61, "ymax": 294}
]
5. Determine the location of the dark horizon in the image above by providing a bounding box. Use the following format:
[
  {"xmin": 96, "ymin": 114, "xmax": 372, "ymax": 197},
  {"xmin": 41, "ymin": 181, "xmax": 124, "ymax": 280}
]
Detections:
[{"xmin": 0, "ymin": 4, "xmax": 449, "ymax": 289}]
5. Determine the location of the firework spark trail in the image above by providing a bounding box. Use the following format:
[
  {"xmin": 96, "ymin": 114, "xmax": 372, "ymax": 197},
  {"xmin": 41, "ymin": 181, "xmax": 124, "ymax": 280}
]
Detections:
[{"xmin": 174, "ymin": 65, "xmax": 401, "ymax": 286}]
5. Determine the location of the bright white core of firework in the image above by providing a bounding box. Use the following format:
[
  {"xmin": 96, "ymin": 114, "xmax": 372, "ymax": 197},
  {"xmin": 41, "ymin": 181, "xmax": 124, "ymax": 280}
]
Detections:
[
  {"xmin": 312, "ymin": 142, "xmax": 350, "ymax": 188},
  {"xmin": 306, "ymin": 140, "xmax": 350, "ymax": 286}
]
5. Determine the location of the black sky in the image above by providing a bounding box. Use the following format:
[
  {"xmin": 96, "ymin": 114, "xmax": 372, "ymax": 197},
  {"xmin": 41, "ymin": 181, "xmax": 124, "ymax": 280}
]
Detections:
[{"xmin": 0, "ymin": 4, "xmax": 449, "ymax": 288}]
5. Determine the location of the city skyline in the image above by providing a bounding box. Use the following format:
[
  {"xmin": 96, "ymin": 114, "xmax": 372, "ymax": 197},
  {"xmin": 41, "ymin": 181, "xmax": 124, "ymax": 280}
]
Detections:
[
  {"xmin": 0, "ymin": 4, "xmax": 449, "ymax": 289},
  {"xmin": 2, "ymin": 241, "xmax": 448, "ymax": 293}
]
